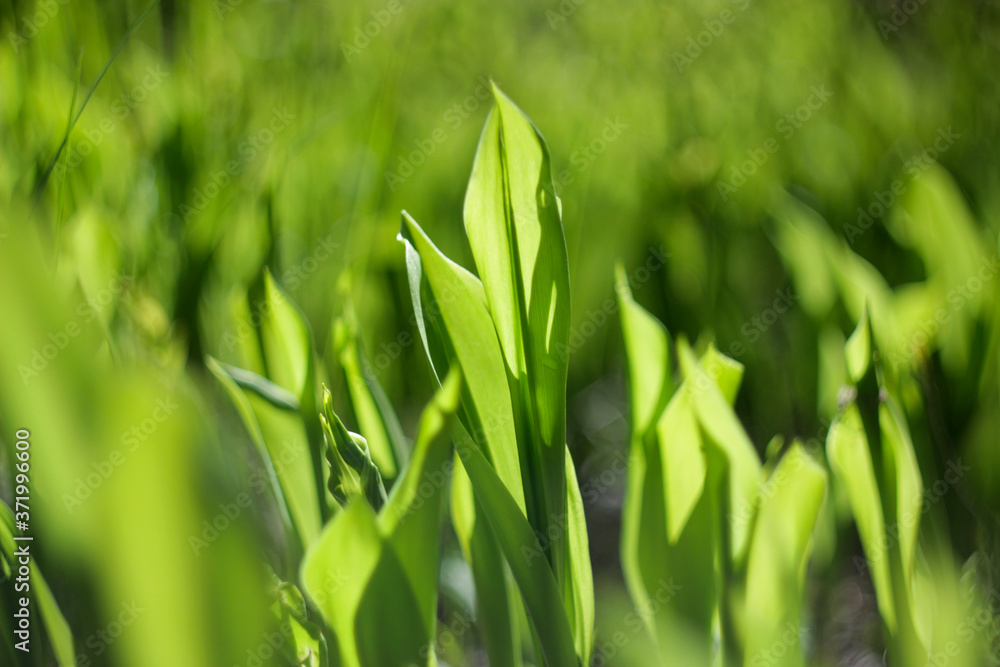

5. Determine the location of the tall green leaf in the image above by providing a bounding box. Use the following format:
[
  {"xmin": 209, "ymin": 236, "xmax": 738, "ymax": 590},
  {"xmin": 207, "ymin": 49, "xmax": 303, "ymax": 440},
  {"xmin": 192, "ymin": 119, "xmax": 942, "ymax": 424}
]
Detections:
[
  {"xmin": 463, "ymin": 83, "xmax": 571, "ymax": 571},
  {"xmin": 617, "ymin": 287, "xmax": 720, "ymax": 661},
  {"xmin": 399, "ymin": 212, "xmax": 525, "ymax": 510}
]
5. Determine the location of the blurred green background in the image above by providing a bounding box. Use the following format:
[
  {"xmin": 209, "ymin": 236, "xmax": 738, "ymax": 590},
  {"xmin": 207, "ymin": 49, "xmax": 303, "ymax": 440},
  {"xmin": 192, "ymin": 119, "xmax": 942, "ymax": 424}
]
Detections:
[{"xmin": 1, "ymin": 0, "xmax": 999, "ymax": 664}]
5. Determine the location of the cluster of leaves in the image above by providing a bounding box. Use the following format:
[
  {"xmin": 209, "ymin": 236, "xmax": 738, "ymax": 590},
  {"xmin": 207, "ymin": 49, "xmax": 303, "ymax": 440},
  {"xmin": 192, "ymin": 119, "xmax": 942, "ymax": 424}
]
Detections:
[
  {"xmin": 2, "ymin": 73, "xmax": 998, "ymax": 667},
  {"xmin": 618, "ymin": 267, "xmax": 993, "ymax": 666},
  {"xmin": 203, "ymin": 84, "xmax": 594, "ymax": 667},
  {"xmin": 618, "ymin": 268, "xmax": 827, "ymax": 666}
]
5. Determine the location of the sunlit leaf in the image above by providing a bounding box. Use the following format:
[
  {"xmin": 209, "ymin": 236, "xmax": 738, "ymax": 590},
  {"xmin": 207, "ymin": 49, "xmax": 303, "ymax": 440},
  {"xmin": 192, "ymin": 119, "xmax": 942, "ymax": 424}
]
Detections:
[
  {"xmin": 399, "ymin": 212, "xmax": 525, "ymax": 510},
  {"xmin": 826, "ymin": 403, "xmax": 896, "ymax": 630},
  {"xmin": 743, "ymin": 442, "xmax": 827, "ymax": 667},
  {"xmin": 845, "ymin": 302, "xmax": 871, "ymax": 384}
]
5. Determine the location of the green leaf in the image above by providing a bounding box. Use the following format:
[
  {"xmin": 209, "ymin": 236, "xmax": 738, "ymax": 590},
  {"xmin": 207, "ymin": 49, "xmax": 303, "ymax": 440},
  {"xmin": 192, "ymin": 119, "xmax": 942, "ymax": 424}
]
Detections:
[
  {"xmin": 617, "ymin": 297, "xmax": 719, "ymax": 660},
  {"xmin": 303, "ymin": 370, "xmax": 462, "ymax": 667},
  {"xmin": 655, "ymin": 384, "xmax": 707, "ymax": 543},
  {"xmin": 320, "ymin": 391, "xmax": 387, "ymax": 511},
  {"xmin": 399, "ymin": 212, "xmax": 525, "ymax": 511},
  {"xmin": 0, "ymin": 503, "xmax": 77, "ymax": 667},
  {"xmin": 878, "ymin": 397, "xmax": 923, "ymax": 594},
  {"xmin": 463, "ymin": 83, "xmax": 570, "ymax": 577},
  {"xmin": 451, "ymin": 457, "xmax": 523, "ymax": 667},
  {"xmin": 562, "ymin": 447, "xmax": 594, "ymax": 666},
  {"xmin": 270, "ymin": 577, "xmax": 329, "ymax": 667},
  {"xmin": 826, "ymin": 402, "xmax": 896, "ymax": 630},
  {"xmin": 615, "ymin": 261, "xmax": 673, "ymax": 435},
  {"xmin": 378, "ymin": 368, "xmax": 461, "ymax": 633},
  {"xmin": 743, "ymin": 442, "xmax": 828, "ymax": 667},
  {"xmin": 256, "ymin": 268, "xmax": 315, "ymax": 403},
  {"xmin": 698, "ymin": 343, "xmax": 744, "ymax": 407},
  {"xmin": 845, "ymin": 302, "xmax": 871, "ymax": 384},
  {"xmin": 676, "ymin": 340, "xmax": 761, "ymax": 564},
  {"xmin": 332, "ymin": 314, "xmax": 406, "ymax": 478},
  {"xmin": 302, "ymin": 500, "xmax": 427, "ymax": 667},
  {"xmin": 451, "ymin": 432, "xmax": 580, "ymax": 667},
  {"xmin": 401, "ymin": 211, "xmax": 590, "ymax": 665},
  {"xmin": 226, "ymin": 284, "xmax": 267, "ymax": 376},
  {"xmin": 463, "ymin": 83, "xmax": 571, "ymax": 456},
  {"xmin": 217, "ymin": 360, "xmax": 300, "ymax": 412}
]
